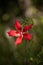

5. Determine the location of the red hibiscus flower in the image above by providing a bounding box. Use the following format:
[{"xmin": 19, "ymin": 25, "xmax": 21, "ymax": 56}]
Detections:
[{"xmin": 8, "ymin": 20, "xmax": 33, "ymax": 45}]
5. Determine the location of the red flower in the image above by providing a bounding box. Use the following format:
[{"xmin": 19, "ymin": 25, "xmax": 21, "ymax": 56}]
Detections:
[{"xmin": 8, "ymin": 20, "xmax": 33, "ymax": 45}]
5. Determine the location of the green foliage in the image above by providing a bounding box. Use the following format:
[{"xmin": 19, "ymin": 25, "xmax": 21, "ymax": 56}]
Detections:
[{"xmin": 2, "ymin": 14, "xmax": 10, "ymax": 21}]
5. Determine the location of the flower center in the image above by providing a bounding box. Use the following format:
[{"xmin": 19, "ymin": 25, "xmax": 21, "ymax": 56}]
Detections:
[
  {"xmin": 16, "ymin": 31, "xmax": 26, "ymax": 37},
  {"xmin": 16, "ymin": 31, "xmax": 23, "ymax": 37},
  {"xmin": 20, "ymin": 32, "xmax": 23, "ymax": 37},
  {"xmin": 20, "ymin": 32, "xmax": 23, "ymax": 35}
]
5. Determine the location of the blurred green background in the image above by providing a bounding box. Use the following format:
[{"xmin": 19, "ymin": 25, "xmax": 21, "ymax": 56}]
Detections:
[{"xmin": 0, "ymin": 0, "xmax": 43, "ymax": 65}]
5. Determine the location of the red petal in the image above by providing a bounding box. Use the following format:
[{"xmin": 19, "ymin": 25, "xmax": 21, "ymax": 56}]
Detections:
[
  {"xmin": 14, "ymin": 19, "xmax": 22, "ymax": 30},
  {"xmin": 8, "ymin": 30, "xmax": 19, "ymax": 36},
  {"xmin": 15, "ymin": 36, "xmax": 22, "ymax": 45},
  {"xmin": 23, "ymin": 33, "xmax": 32, "ymax": 40},
  {"xmin": 23, "ymin": 24, "xmax": 32, "ymax": 32}
]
